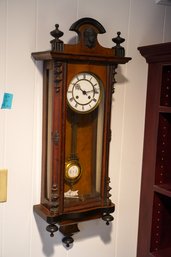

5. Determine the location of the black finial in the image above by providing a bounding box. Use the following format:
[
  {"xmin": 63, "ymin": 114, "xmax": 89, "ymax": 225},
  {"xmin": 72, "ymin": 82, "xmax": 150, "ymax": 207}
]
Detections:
[
  {"xmin": 102, "ymin": 213, "xmax": 114, "ymax": 225},
  {"xmin": 50, "ymin": 24, "xmax": 64, "ymax": 52},
  {"xmin": 112, "ymin": 32, "xmax": 125, "ymax": 57},
  {"xmin": 62, "ymin": 236, "xmax": 74, "ymax": 248},
  {"xmin": 46, "ymin": 224, "xmax": 58, "ymax": 237}
]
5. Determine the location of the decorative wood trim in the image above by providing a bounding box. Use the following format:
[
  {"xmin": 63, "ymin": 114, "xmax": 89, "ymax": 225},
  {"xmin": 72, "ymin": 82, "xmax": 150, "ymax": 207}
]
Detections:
[{"xmin": 53, "ymin": 61, "xmax": 63, "ymax": 93}]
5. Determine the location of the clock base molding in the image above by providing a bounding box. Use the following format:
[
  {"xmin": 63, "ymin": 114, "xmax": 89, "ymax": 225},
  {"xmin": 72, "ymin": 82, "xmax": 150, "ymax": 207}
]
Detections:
[{"xmin": 34, "ymin": 204, "xmax": 115, "ymax": 246}]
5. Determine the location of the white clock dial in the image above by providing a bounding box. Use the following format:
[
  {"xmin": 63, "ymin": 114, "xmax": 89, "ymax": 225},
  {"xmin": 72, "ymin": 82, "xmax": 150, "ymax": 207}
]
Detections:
[
  {"xmin": 67, "ymin": 72, "xmax": 101, "ymax": 113},
  {"xmin": 68, "ymin": 165, "xmax": 79, "ymax": 178}
]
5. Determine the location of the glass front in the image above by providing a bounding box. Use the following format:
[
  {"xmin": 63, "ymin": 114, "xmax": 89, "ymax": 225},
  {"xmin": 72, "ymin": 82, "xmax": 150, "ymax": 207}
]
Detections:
[{"xmin": 64, "ymin": 75, "xmax": 104, "ymax": 208}]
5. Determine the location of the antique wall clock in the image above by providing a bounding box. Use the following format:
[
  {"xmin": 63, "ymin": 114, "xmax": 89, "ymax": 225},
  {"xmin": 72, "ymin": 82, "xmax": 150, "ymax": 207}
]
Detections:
[{"xmin": 32, "ymin": 17, "xmax": 131, "ymax": 247}]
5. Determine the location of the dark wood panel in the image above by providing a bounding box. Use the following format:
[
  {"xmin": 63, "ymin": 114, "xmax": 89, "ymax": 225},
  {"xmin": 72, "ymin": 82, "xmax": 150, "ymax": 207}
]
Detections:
[{"xmin": 137, "ymin": 43, "xmax": 171, "ymax": 257}]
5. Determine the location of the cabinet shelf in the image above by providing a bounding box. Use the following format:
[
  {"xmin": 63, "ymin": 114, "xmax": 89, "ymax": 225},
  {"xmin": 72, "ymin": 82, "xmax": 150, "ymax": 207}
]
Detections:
[
  {"xmin": 154, "ymin": 184, "xmax": 171, "ymax": 198},
  {"xmin": 151, "ymin": 247, "xmax": 171, "ymax": 257},
  {"xmin": 159, "ymin": 106, "xmax": 171, "ymax": 113}
]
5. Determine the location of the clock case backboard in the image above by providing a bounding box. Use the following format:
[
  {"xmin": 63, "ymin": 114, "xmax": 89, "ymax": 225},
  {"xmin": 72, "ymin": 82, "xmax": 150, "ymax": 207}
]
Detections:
[{"xmin": 32, "ymin": 17, "xmax": 131, "ymax": 246}]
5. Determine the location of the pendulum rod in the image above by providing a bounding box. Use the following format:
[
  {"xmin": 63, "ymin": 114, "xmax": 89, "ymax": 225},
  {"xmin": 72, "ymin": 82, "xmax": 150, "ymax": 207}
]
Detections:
[{"xmin": 70, "ymin": 113, "xmax": 78, "ymax": 161}]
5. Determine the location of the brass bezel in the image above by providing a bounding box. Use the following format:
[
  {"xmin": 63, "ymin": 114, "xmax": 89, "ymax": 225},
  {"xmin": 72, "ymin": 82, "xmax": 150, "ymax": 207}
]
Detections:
[
  {"xmin": 65, "ymin": 159, "xmax": 82, "ymax": 185},
  {"xmin": 67, "ymin": 72, "xmax": 102, "ymax": 114}
]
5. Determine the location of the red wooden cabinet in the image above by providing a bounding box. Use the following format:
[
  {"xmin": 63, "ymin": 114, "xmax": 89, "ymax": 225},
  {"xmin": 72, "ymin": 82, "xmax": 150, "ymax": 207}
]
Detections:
[{"xmin": 137, "ymin": 43, "xmax": 171, "ymax": 257}]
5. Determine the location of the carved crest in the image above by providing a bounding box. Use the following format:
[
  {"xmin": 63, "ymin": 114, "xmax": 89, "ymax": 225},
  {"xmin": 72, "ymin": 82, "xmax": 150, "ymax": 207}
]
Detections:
[{"xmin": 49, "ymin": 17, "xmax": 126, "ymax": 57}]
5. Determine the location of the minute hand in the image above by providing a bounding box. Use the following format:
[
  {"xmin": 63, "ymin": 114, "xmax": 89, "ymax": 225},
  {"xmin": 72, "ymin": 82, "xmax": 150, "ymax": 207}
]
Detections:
[{"xmin": 86, "ymin": 89, "xmax": 99, "ymax": 94}]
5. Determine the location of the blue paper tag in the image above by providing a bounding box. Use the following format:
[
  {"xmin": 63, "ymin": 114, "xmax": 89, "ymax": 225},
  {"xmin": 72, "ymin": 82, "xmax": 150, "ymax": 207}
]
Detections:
[{"xmin": 1, "ymin": 93, "xmax": 13, "ymax": 109}]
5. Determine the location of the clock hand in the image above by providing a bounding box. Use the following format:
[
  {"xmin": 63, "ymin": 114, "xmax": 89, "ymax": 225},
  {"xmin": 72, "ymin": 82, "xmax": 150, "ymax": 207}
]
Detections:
[
  {"xmin": 75, "ymin": 84, "xmax": 87, "ymax": 95},
  {"xmin": 86, "ymin": 89, "xmax": 96, "ymax": 93},
  {"xmin": 78, "ymin": 87, "xmax": 99, "ymax": 94}
]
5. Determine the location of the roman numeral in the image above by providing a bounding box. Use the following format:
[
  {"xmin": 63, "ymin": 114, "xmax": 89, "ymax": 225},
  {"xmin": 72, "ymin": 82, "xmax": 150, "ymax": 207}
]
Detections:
[
  {"xmin": 69, "ymin": 97, "xmax": 74, "ymax": 102},
  {"xmin": 94, "ymin": 89, "xmax": 99, "ymax": 94}
]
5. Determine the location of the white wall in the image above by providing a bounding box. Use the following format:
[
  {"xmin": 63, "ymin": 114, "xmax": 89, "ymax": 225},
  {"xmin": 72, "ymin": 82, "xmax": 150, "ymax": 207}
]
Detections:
[{"xmin": 0, "ymin": 0, "xmax": 171, "ymax": 257}]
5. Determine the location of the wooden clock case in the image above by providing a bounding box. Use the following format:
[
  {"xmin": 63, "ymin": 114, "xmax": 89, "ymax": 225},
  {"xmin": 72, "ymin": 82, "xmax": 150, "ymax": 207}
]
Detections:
[{"xmin": 32, "ymin": 17, "xmax": 131, "ymax": 247}]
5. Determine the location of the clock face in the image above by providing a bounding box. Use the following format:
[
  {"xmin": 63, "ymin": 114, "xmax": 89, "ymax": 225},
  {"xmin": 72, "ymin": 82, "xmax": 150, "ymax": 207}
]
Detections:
[{"xmin": 67, "ymin": 72, "xmax": 101, "ymax": 113}]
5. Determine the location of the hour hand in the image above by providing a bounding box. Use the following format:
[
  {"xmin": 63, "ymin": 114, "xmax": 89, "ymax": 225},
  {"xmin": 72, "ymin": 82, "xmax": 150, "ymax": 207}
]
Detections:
[{"xmin": 75, "ymin": 84, "xmax": 87, "ymax": 95}]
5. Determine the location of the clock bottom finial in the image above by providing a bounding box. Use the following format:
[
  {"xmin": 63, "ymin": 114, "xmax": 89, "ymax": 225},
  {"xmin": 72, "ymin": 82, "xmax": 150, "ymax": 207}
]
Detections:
[
  {"xmin": 46, "ymin": 223, "xmax": 58, "ymax": 237},
  {"xmin": 102, "ymin": 213, "xmax": 114, "ymax": 225},
  {"xmin": 62, "ymin": 236, "xmax": 74, "ymax": 248},
  {"xmin": 60, "ymin": 223, "xmax": 80, "ymax": 247}
]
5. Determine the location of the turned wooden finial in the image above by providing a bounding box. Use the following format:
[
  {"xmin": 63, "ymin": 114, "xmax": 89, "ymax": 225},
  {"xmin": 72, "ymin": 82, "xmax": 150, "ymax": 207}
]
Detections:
[
  {"xmin": 50, "ymin": 24, "xmax": 64, "ymax": 51},
  {"xmin": 112, "ymin": 31, "xmax": 125, "ymax": 57}
]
